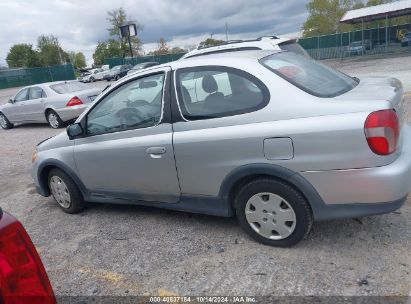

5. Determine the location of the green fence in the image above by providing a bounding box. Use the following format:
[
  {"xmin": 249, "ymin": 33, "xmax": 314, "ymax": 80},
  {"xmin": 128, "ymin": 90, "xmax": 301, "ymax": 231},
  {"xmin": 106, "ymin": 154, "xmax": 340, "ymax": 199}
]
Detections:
[
  {"xmin": 105, "ymin": 53, "xmax": 186, "ymax": 68},
  {"xmin": 0, "ymin": 64, "xmax": 75, "ymax": 89},
  {"xmin": 299, "ymin": 23, "xmax": 411, "ymax": 60}
]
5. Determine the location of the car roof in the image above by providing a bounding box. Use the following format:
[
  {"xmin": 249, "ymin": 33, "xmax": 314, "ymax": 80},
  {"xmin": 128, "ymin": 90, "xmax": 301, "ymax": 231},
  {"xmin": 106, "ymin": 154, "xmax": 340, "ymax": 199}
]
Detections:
[
  {"xmin": 21, "ymin": 80, "xmax": 80, "ymax": 89},
  {"xmin": 182, "ymin": 36, "xmax": 292, "ymax": 59},
  {"xmin": 168, "ymin": 50, "xmax": 280, "ymax": 68}
]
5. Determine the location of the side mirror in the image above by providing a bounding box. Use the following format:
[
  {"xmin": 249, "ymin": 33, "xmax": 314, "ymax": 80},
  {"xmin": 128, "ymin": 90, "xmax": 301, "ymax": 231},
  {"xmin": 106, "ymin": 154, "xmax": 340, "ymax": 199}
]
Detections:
[
  {"xmin": 8, "ymin": 98, "xmax": 14, "ymax": 104},
  {"xmin": 67, "ymin": 123, "xmax": 83, "ymax": 140}
]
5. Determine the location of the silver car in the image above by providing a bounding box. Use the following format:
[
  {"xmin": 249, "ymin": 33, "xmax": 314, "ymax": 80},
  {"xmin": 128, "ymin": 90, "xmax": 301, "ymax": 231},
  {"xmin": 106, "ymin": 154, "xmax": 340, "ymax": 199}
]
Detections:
[
  {"xmin": 0, "ymin": 81, "xmax": 101, "ymax": 129},
  {"xmin": 31, "ymin": 50, "xmax": 411, "ymax": 247}
]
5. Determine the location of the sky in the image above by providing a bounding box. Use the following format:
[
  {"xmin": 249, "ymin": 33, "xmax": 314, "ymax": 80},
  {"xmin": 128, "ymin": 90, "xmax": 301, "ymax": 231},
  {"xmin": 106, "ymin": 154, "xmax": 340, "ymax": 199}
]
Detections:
[{"xmin": 0, "ymin": 0, "xmax": 309, "ymax": 67}]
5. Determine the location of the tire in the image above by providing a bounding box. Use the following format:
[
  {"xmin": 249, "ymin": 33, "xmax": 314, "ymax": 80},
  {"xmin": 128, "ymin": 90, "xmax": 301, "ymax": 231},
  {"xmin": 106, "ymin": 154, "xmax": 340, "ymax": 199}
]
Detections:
[
  {"xmin": 235, "ymin": 178, "xmax": 313, "ymax": 247},
  {"xmin": 46, "ymin": 110, "xmax": 64, "ymax": 129},
  {"xmin": 115, "ymin": 75, "xmax": 120, "ymax": 81},
  {"xmin": 0, "ymin": 112, "xmax": 14, "ymax": 129},
  {"xmin": 48, "ymin": 168, "xmax": 84, "ymax": 214},
  {"xmin": 90, "ymin": 77, "xmax": 95, "ymax": 83}
]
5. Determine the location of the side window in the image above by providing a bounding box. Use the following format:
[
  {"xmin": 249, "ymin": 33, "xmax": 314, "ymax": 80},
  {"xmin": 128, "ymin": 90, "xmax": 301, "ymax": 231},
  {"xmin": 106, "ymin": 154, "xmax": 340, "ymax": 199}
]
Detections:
[
  {"xmin": 176, "ymin": 67, "xmax": 269, "ymax": 120},
  {"xmin": 86, "ymin": 73, "xmax": 165, "ymax": 135},
  {"xmin": 29, "ymin": 87, "xmax": 46, "ymax": 99},
  {"xmin": 14, "ymin": 88, "xmax": 29, "ymax": 102}
]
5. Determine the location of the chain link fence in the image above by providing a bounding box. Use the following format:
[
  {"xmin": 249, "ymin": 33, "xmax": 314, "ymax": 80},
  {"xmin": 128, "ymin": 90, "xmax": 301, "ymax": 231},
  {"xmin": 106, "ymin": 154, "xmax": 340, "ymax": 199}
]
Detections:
[
  {"xmin": 0, "ymin": 64, "xmax": 75, "ymax": 89},
  {"xmin": 299, "ymin": 23, "xmax": 411, "ymax": 60}
]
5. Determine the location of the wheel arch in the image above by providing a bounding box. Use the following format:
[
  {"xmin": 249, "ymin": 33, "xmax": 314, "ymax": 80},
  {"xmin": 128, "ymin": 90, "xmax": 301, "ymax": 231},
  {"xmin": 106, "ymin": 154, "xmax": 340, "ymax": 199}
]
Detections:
[
  {"xmin": 218, "ymin": 163, "xmax": 325, "ymax": 219},
  {"xmin": 37, "ymin": 160, "xmax": 88, "ymax": 198}
]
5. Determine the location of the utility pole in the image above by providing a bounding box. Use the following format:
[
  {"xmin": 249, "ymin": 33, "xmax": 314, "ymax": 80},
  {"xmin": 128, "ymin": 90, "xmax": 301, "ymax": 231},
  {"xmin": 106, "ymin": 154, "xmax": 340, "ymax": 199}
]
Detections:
[{"xmin": 225, "ymin": 23, "xmax": 229, "ymax": 41}]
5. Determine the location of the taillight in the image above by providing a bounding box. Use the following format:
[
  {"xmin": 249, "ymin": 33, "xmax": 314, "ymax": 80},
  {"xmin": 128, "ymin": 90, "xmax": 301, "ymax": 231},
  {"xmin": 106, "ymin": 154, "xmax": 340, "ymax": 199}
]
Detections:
[
  {"xmin": 364, "ymin": 109, "xmax": 399, "ymax": 155},
  {"xmin": 0, "ymin": 218, "xmax": 55, "ymax": 304},
  {"xmin": 66, "ymin": 96, "xmax": 83, "ymax": 107}
]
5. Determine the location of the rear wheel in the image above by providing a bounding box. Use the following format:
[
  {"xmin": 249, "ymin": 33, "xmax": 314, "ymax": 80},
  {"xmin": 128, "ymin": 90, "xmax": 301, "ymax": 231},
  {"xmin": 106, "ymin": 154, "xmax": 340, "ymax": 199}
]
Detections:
[
  {"xmin": 115, "ymin": 75, "xmax": 120, "ymax": 81},
  {"xmin": 48, "ymin": 168, "xmax": 84, "ymax": 214},
  {"xmin": 235, "ymin": 179, "xmax": 313, "ymax": 247},
  {"xmin": 47, "ymin": 110, "xmax": 64, "ymax": 129},
  {"xmin": 0, "ymin": 113, "xmax": 14, "ymax": 129},
  {"xmin": 90, "ymin": 77, "xmax": 95, "ymax": 82}
]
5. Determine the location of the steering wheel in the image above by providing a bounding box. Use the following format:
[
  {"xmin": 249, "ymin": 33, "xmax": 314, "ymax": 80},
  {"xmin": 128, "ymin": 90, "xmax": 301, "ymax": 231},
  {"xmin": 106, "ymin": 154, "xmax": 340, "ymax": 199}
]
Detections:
[{"xmin": 116, "ymin": 108, "xmax": 145, "ymax": 127}]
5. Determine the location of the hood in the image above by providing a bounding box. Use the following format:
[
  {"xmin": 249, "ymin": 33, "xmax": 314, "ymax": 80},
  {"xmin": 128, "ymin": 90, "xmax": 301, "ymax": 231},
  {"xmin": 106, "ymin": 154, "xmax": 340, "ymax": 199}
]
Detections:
[{"xmin": 37, "ymin": 131, "xmax": 73, "ymax": 152}]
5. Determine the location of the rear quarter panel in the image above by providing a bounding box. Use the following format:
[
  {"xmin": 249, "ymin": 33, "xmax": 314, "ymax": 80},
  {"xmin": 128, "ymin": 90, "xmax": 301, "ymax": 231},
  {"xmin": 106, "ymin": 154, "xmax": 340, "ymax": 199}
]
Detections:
[{"xmin": 171, "ymin": 58, "xmax": 399, "ymax": 197}]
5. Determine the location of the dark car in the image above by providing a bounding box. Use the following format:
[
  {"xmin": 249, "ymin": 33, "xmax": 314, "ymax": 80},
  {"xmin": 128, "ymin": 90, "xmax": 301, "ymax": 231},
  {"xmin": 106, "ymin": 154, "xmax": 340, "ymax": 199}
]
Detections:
[
  {"xmin": 127, "ymin": 62, "xmax": 160, "ymax": 75},
  {"xmin": 103, "ymin": 65, "xmax": 133, "ymax": 81},
  {"xmin": 0, "ymin": 207, "xmax": 56, "ymax": 303},
  {"xmin": 401, "ymin": 32, "xmax": 411, "ymax": 47}
]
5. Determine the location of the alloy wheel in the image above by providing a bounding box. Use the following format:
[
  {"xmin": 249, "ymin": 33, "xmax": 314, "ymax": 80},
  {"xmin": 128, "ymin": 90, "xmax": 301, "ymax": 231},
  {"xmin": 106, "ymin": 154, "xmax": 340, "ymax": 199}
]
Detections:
[{"xmin": 48, "ymin": 113, "xmax": 59, "ymax": 128}]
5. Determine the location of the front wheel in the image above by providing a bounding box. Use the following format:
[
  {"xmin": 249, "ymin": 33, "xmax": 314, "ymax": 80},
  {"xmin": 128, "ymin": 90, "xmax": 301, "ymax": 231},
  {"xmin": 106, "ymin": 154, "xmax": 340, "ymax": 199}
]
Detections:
[
  {"xmin": 0, "ymin": 113, "xmax": 14, "ymax": 129},
  {"xmin": 47, "ymin": 110, "xmax": 64, "ymax": 129},
  {"xmin": 235, "ymin": 179, "xmax": 313, "ymax": 247},
  {"xmin": 48, "ymin": 168, "xmax": 84, "ymax": 214}
]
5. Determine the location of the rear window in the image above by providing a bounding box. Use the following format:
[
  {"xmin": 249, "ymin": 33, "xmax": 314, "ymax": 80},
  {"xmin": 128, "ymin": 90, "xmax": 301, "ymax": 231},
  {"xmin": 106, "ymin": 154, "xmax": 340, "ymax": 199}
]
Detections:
[
  {"xmin": 50, "ymin": 82, "xmax": 88, "ymax": 94},
  {"xmin": 260, "ymin": 52, "xmax": 358, "ymax": 98}
]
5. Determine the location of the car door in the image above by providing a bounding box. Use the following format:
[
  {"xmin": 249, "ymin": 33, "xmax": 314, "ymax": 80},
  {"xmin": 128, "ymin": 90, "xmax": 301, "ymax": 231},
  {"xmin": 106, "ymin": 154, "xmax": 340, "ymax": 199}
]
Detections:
[
  {"xmin": 73, "ymin": 67, "xmax": 181, "ymax": 203},
  {"xmin": 20, "ymin": 86, "xmax": 47, "ymax": 122},
  {"xmin": 171, "ymin": 66, "xmax": 270, "ymax": 197},
  {"xmin": 6, "ymin": 88, "xmax": 29, "ymax": 122}
]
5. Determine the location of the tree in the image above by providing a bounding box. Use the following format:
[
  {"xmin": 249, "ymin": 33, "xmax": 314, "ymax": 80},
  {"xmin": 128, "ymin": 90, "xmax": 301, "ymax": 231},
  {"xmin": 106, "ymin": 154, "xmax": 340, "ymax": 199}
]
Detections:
[
  {"xmin": 170, "ymin": 47, "xmax": 187, "ymax": 54},
  {"xmin": 6, "ymin": 44, "xmax": 41, "ymax": 68},
  {"xmin": 106, "ymin": 7, "xmax": 143, "ymax": 57},
  {"xmin": 74, "ymin": 52, "xmax": 86, "ymax": 68},
  {"xmin": 92, "ymin": 40, "xmax": 123, "ymax": 66},
  {"xmin": 302, "ymin": 0, "xmax": 348, "ymax": 37},
  {"xmin": 154, "ymin": 38, "xmax": 169, "ymax": 55},
  {"xmin": 198, "ymin": 38, "xmax": 225, "ymax": 49},
  {"xmin": 37, "ymin": 34, "xmax": 69, "ymax": 65}
]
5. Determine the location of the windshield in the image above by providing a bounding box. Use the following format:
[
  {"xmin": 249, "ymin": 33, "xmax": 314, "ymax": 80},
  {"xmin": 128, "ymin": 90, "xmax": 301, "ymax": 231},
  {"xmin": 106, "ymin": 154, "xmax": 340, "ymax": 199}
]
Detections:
[
  {"xmin": 49, "ymin": 82, "xmax": 89, "ymax": 94},
  {"xmin": 111, "ymin": 66, "xmax": 121, "ymax": 71},
  {"xmin": 351, "ymin": 42, "xmax": 362, "ymax": 47},
  {"xmin": 260, "ymin": 52, "xmax": 358, "ymax": 98}
]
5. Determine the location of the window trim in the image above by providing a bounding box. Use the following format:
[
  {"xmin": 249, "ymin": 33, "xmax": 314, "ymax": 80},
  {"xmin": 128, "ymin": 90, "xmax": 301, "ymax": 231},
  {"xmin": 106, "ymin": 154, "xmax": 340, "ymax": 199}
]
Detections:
[
  {"xmin": 14, "ymin": 88, "xmax": 29, "ymax": 102},
  {"xmin": 28, "ymin": 86, "xmax": 47, "ymax": 100},
  {"xmin": 174, "ymin": 65, "xmax": 270, "ymax": 121},
  {"xmin": 81, "ymin": 71, "xmax": 169, "ymax": 138}
]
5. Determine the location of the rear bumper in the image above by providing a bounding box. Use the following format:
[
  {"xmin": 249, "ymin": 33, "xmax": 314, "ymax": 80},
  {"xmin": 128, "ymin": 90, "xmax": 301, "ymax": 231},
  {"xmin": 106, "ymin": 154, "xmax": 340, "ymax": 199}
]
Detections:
[
  {"xmin": 301, "ymin": 124, "xmax": 411, "ymax": 214},
  {"xmin": 55, "ymin": 105, "xmax": 87, "ymax": 122}
]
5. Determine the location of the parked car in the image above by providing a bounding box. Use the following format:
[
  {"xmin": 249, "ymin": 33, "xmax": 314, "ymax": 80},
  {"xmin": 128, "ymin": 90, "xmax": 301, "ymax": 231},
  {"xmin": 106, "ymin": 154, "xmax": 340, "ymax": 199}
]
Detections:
[
  {"xmin": 32, "ymin": 50, "xmax": 410, "ymax": 247},
  {"xmin": 103, "ymin": 65, "xmax": 133, "ymax": 81},
  {"xmin": 401, "ymin": 32, "xmax": 411, "ymax": 47},
  {"xmin": 0, "ymin": 207, "xmax": 56, "ymax": 303},
  {"xmin": 80, "ymin": 68, "xmax": 108, "ymax": 83},
  {"xmin": 77, "ymin": 71, "xmax": 91, "ymax": 82},
  {"xmin": 182, "ymin": 36, "xmax": 310, "ymax": 59},
  {"xmin": 127, "ymin": 62, "xmax": 160, "ymax": 75},
  {"xmin": 347, "ymin": 40, "xmax": 372, "ymax": 55},
  {"xmin": 0, "ymin": 81, "xmax": 102, "ymax": 129}
]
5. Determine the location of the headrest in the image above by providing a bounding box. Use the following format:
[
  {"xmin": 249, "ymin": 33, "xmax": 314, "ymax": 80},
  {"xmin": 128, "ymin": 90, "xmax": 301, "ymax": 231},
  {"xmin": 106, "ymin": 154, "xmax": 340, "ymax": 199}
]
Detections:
[{"xmin": 202, "ymin": 75, "xmax": 218, "ymax": 93}]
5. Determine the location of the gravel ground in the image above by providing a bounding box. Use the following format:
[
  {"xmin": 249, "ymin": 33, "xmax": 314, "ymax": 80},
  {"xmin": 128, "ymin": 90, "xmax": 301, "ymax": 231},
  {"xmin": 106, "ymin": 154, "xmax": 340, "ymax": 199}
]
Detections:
[{"xmin": 0, "ymin": 59, "xmax": 410, "ymax": 298}]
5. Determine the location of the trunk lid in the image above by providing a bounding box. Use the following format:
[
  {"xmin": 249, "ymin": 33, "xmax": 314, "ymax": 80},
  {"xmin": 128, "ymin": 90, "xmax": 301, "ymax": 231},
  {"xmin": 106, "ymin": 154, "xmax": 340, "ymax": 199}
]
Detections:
[
  {"xmin": 76, "ymin": 88, "xmax": 102, "ymax": 104},
  {"xmin": 335, "ymin": 76, "xmax": 405, "ymax": 126}
]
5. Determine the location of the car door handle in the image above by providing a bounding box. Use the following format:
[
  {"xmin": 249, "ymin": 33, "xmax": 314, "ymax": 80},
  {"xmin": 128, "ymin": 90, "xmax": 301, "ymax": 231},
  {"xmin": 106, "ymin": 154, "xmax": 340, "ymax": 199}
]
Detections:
[{"xmin": 146, "ymin": 147, "xmax": 166, "ymax": 158}]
